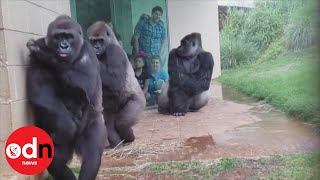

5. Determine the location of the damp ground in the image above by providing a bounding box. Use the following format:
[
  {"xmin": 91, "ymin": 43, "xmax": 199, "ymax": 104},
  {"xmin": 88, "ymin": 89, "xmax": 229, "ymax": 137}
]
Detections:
[{"xmin": 71, "ymin": 81, "xmax": 320, "ymax": 179}]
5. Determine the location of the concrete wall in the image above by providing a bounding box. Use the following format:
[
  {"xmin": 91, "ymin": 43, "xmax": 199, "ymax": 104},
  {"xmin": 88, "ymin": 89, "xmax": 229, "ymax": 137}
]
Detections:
[
  {"xmin": 0, "ymin": 0, "xmax": 70, "ymax": 179},
  {"xmin": 167, "ymin": 0, "xmax": 221, "ymax": 78}
]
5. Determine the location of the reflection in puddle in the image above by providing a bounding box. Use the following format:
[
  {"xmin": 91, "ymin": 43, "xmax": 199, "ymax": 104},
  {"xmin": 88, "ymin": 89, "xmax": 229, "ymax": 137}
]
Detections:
[{"xmin": 215, "ymin": 82, "xmax": 319, "ymax": 146}]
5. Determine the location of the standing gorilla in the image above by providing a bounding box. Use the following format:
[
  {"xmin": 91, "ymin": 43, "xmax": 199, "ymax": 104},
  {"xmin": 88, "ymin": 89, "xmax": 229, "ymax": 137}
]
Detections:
[
  {"xmin": 26, "ymin": 15, "xmax": 107, "ymax": 180},
  {"xmin": 87, "ymin": 21, "xmax": 146, "ymax": 148},
  {"xmin": 158, "ymin": 33, "xmax": 214, "ymax": 116}
]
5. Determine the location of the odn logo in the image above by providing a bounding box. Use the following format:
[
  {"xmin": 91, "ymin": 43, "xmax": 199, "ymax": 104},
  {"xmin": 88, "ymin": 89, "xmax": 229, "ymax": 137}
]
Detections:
[{"xmin": 5, "ymin": 126, "xmax": 54, "ymax": 175}]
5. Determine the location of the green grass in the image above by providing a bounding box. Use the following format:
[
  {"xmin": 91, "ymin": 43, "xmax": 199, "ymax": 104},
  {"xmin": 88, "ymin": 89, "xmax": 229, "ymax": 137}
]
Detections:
[
  {"xmin": 95, "ymin": 153, "xmax": 319, "ymax": 179},
  {"xmin": 146, "ymin": 158, "xmax": 240, "ymax": 179},
  {"xmin": 47, "ymin": 153, "xmax": 319, "ymax": 179},
  {"xmin": 145, "ymin": 153, "xmax": 320, "ymax": 179},
  {"xmin": 264, "ymin": 153, "xmax": 320, "ymax": 179},
  {"xmin": 219, "ymin": 48, "xmax": 320, "ymax": 126},
  {"xmin": 147, "ymin": 158, "xmax": 240, "ymax": 179}
]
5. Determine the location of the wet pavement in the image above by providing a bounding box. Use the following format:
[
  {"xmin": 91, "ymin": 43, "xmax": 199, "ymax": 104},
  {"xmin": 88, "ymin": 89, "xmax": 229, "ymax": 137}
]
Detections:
[
  {"xmin": 96, "ymin": 81, "xmax": 320, "ymax": 170},
  {"xmin": 68, "ymin": 80, "xmax": 318, "ymax": 180}
]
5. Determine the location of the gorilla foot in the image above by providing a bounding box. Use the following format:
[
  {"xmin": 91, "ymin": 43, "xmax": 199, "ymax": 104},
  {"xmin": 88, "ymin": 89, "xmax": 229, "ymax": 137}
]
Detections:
[
  {"xmin": 123, "ymin": 136, "xmax": 135, "ymax": 144},
  {"xmin": 105, "ymin": 140, "xmax": 124, "ymax": 149},
  {"xmin": 173, "ymin": 112, "xmax": 186, "ymax": 116}
]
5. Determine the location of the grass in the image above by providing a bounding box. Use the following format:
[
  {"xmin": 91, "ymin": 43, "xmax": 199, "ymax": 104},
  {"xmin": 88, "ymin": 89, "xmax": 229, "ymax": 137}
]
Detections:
[
  {"xmin": 219, "ymin": 48, "xmax": 320, "ymax": 126},
  {"xmin": 146, "ymin": 158, "xmax": 240, "ymax": 179},
  {"xmin": 89, "ymin": 152, "xmax": 320, "ymax": 179},
  {"xmin": 257, "ymin": 153, "xmax": 320, "ymax": 179}
]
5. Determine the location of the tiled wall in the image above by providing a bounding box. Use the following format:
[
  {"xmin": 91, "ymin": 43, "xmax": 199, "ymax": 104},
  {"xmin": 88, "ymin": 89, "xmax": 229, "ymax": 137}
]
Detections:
[{"xmin": 0, "ymin": 0, "xmax": 70, "ymax": 179}]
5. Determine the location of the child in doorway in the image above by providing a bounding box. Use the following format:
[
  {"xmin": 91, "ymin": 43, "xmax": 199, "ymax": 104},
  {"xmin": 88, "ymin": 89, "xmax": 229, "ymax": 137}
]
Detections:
[
  {"xmin": 134, "ymin": 51, "xmax": 151, "ymax": 99},
  {"xmin": 147, "ymin": 55, "xmax": 169, "ymax": 105}
]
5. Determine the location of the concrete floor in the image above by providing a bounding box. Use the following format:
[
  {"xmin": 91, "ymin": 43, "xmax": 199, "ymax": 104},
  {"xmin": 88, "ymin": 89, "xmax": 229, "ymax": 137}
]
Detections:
[{"xmin": 99, "ymin": 82, "xmax": 320, "ymax": 169}]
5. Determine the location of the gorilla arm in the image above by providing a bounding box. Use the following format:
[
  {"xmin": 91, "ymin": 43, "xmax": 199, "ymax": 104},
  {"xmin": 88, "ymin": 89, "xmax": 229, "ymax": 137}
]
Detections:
[
  {"xmin": 181, "ymin": 52, "xmax": 214, "ymax": 95},
  {"xmin": 100, "ymin": 44, "xmax": 127, "ymax": 93},
  {"xmin": 167, "ymin": 49, "xmax": 181, "ymax": 85},
  {"xmin": 55, "ymin": 43, "xmax": 103, "ymax": 134},
  {"xmin": 167, "ymin": 50, "xmax": 190, "ymax": 114},
  {"xmin": 167, "ymin": 50, "xmax": 213, "ymax": 114},
  {"xmin": 27, "ymin": 65, "xmax": 77, "ymax": 144}
]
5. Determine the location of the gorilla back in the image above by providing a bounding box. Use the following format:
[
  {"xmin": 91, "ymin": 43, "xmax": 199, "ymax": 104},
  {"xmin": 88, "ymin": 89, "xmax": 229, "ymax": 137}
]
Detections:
[
  {"xmin": 87, "ymin": 21, "xmax": 146, "ymax": 148},
  {"xmin": 158, "ymin": 32, "xmax": 214, "ymax": 116},
  {"xmin": 26, "ymin": 15, "xmax": 106, "ymax": 180}
]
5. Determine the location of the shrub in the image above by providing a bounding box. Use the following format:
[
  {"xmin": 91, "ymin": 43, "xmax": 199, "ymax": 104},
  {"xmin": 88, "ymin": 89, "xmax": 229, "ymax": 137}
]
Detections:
[
  {"xmin": 220, "ymin": 35, "xmax": 259, "ymax": 69},
  {"xmin": 257, "ymin": 38, "xmax": 286, "ymax": 63},
  {"xmin": 219, "ymin": 0, "xmax": 316, "ymax": 69},
  {"xmin": 284, "ymin": 1, "xmax": 317, "ymax": 51}
]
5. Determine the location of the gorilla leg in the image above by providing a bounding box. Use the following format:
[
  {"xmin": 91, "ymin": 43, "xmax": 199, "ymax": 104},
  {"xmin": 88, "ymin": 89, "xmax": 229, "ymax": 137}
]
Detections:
[
  {"xmin": 104, "ymin": 111, "xmax": 122, "ymax": 148},
  {"xmin": 47, "ymin": 144, "xmax": 75, "ymax": 180},
  {"xmin": 76, "ymin": 114, "xmax": 106, "ymax": 180},
  {"xmin": 157, "ymin": 81, "xmax": 170, "ymax": 114},
  {"xmin": 116, "ymin": 125, "xmax": 135, "ymax": 144},
  {"xmin": 189, "ymin": 90, "xmax": 210, "ymax": 111},
  {"xmin": 115, "ymin": 95, "xmax": 145, "ymax": 143},
  {"xmin": 169, "ymin": 89, "xmax": 190, "ymax": 116}
]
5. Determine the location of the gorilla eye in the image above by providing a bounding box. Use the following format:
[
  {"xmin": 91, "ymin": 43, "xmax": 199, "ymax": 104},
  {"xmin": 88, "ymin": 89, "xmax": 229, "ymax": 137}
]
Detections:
[
  {"xmin": 192, "ymin": 41, "xmax": 196, "ymax": 47},
  {"xmin": 54, "ymin": 34, "xmax": 62, "ymax": 40},
  {"xmin": 97, "ymin": 39, "xmax": 104, "ymax": 44},
  {"xmin": 107, "ymin": 31, "xmax": 110, "ymax": 36},
  {"xmin": 66, "ymin": 34, "xmax": 73, "ymax": 40}
]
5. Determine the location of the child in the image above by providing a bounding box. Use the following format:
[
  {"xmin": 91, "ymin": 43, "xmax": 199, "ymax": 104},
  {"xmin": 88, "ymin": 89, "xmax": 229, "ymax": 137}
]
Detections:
[
  {"xmin": 134, "ymin": 51, "xmax": 150, "ymax": 99},
  {"xmin": 147, "ymin": 55, "xmax": 169, "ymax": 105}
]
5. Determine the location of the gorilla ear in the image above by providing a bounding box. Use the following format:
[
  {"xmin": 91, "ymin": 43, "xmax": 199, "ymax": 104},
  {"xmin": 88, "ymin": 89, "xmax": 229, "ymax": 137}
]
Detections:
[
  {"xmin": 78, "ymin": 26, "xmax": 83, "ymax": 36},
  {"xmin": 45, "ymin": 37, "xmax": 49, "ymax": 46},
  {"xmin": 103, "ymin": 24, "xmax": 111, "ymax": 36}
]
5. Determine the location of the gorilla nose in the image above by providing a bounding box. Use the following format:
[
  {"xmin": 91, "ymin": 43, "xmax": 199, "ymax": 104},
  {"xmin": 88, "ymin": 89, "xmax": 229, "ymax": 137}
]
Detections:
[{"xmin": 60, "ymin": 42, "xmax": 69, "ymax": 49}]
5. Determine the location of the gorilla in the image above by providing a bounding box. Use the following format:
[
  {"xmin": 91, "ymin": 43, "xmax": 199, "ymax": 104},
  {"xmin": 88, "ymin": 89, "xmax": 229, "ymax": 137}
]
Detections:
[
  {"xmin": 87, "ymin": 21, "xmax": 146, "ymax": 148},
  {"xmin": 158, "ymin": 32, "xmax": 214, "ymax": 116},
  {"xmin": 26, "ymin": 15, "xmax": 107, "ymax": 180}
]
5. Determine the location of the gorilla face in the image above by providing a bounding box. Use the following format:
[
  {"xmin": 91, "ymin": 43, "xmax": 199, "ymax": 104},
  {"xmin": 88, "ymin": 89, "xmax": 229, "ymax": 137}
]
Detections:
[
  {"xmin": 46, "ymin": 16, "xmax": 83, "ymax": 62},
  {"xmin": 87, "ymin": 21, "xmax": 119, "ymax": 57},
  {"xmin": 177, "ymin": 38, "xmax": 198, "ymax": 57},
  {"xmin": 89, "ymin": 36, "xmax": 107, "ymax": 56},
  {"xmin": 52, "ymin": 32, "xmax": 76, "ymax": 58},
  {"xmin": 176, "ymin": 33, "xmax": 202, "ymax": 58}
]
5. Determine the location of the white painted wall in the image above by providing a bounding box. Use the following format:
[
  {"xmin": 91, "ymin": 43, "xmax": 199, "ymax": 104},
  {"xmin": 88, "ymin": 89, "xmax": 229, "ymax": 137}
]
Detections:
[
  {"xmin": 218, "ymin": 0, "xmax": 255, "ymax": 8},
  {"xmin": 167, "ymin": 0, "xmax": 221, "ymax": 78}
]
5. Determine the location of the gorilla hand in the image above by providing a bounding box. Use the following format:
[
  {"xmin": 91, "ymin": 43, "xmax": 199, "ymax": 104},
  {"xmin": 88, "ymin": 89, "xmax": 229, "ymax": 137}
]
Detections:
[
  {"xmin": 26, "ymin": 39, "xmax": 40, "ymax": 52},
  {"xmin": 50, "ymin": 116, "xmax": 77, "ymax": 144}
]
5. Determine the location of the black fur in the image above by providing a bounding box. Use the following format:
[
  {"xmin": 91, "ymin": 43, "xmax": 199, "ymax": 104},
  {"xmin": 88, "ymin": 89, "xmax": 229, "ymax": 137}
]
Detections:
[
  {"xmin": 158, "ymin": 33, "xmax": 214, "ymax": 116},
  {"xmin": 26, "ymin": 15, "xmax": 106, "ymax": 180},
  {"xmin": 87, "ymin": 21, "xmax": 146, "ymax": 148}
]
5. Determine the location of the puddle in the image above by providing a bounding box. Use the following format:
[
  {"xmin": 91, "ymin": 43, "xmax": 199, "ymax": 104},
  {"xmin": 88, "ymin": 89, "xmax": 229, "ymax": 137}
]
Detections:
[{"xmin": 215, "ymin": 83, "xmax": 319, "ymax": 147}]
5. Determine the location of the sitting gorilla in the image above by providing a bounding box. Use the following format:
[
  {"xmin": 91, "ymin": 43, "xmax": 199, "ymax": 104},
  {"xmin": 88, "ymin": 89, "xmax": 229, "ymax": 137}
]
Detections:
[
  {"xmin": 87, "ymin": 21, "xmax": 146, "ymax": 148},
  {"xmin": 26, "ymin": 15, "xmax": 107, "ymax": 180},
  {"xmin": 158, "ymin": 33, "xmax": 214, "ymax": 116}
]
